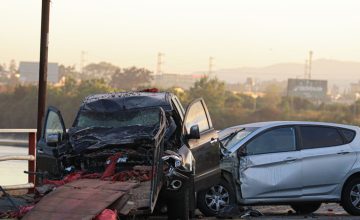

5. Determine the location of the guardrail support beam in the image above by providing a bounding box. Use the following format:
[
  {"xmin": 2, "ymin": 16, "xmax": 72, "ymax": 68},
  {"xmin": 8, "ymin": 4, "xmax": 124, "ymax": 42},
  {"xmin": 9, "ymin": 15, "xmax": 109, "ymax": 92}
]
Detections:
[{"xmin": 28, "ymin": 132, "xmax": 37, "ymax": 193}]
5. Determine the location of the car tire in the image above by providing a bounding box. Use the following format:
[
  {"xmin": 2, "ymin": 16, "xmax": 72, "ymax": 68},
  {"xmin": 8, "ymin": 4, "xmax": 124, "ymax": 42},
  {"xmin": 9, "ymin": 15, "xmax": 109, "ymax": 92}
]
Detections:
[
  {"xmin": 290, "ymin": 202, "xmax": 321, "ymax": 214},
  {"xmin": 167, "ymin": 188, "xmax": 190, "ymax": 220},
  {"xmin": 197, "ymin": 179, "xmax": 236, "ymax": 217},
  {"xmin": 342, "ymin": 177, "xmax": 360, "ymax": 215}
]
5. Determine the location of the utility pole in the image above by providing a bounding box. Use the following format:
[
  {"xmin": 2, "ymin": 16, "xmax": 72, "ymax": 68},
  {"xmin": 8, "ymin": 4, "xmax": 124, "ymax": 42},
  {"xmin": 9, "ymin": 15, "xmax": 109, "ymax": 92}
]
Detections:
[
  {"xmin": 208, "ymin": 56, "xmax": 214, "ymax": 77},
  {"xmin": 37, "ymin": 0, "xmax": 51, "ymax": 140},
  {"xmin": 156, "ymin": 52, "xmax": 164, "ymax": 75}
]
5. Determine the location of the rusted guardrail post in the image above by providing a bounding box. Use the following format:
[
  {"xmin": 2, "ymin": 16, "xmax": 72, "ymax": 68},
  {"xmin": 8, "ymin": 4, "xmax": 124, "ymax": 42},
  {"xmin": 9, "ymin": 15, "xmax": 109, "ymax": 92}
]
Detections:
[
  {"xmin": 0, "ymin": 129, "xmax": 37, "ymax": 192},
  {"xmin": 28, "ymin": 132, "xmax": 37, "ymax": 193}
]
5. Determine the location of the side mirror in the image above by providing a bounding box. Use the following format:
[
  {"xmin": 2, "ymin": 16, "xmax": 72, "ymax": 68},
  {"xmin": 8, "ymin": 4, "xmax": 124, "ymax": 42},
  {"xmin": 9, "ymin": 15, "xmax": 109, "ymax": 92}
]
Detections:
[
  {"xmin": 187, "ymin": 125, "xmax": 200, "ymax": 139},
  {"xmin": 46, "ymin": 133, "xmax": 61, "ymax": 146}
]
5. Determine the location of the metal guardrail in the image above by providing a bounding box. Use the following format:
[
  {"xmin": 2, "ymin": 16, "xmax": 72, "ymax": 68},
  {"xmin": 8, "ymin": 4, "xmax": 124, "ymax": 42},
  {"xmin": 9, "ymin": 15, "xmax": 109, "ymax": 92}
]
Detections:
[
  {"xmin": 2, "ymin": 183, "xmax": 35, "ymax": 191},
  {"xmin": 0, "ymin": 155, "xmax": 35, "ymax": 161},
  {"xmin": 0, "ymin": 129, "xmax": 37, "ymax": 193}
]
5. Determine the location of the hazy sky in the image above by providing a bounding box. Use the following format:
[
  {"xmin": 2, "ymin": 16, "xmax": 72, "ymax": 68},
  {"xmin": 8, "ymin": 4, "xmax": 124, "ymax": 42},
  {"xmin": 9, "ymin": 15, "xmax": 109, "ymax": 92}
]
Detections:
[{"xmin": 1, "ymin": 0, "xmax": 359, "ymax": 73}]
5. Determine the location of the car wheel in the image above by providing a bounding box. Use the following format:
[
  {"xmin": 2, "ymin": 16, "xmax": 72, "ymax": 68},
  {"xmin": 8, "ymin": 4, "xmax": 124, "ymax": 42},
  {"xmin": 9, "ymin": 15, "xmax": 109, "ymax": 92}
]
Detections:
[
  {"xmin": 197, "ymin": 179, "xmax": 235, "ymax": 216},
  {"xmin": 290, "ymin": 202, "xmax": 321, "ymax": 214},
  {"xmin": 342, "ymin": 177, "xmax": 360, "ymax": 215}
]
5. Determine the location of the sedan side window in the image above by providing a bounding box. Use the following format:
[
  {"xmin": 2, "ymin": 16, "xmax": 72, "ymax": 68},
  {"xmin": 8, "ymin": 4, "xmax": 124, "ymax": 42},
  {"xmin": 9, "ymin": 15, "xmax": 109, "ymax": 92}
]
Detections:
[
  {"xmin": 300, "ymin": 126, "xmax": 344, "ymax": 149},
  {"xmin": 340, "ymin": 128, "xmax": 356, "ymax": 144},
  {"xmin": 246, "ymin": 127, "xmax": 296, "ymax": 155}
]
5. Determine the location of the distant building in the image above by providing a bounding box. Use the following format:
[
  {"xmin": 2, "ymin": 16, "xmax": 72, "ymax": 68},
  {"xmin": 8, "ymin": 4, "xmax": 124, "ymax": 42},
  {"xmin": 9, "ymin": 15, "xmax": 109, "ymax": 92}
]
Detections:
[
  {"xmin": 287, "ymin": 78, "xmax": 328, "ymax": 101},
  {"xmin": 19, "ymin": 61, "xmax": 59, "ymax": 84},
  {"xmin": 152, "ymin": 73, "xmax": 204, "ymax": 89},
  {"xmin": 245, "ymin": 77, "xmax": 255, "ymax": 92},
  {"xmin": 350, "ymin": 81, "xmax": 360, "ymax": 94}
]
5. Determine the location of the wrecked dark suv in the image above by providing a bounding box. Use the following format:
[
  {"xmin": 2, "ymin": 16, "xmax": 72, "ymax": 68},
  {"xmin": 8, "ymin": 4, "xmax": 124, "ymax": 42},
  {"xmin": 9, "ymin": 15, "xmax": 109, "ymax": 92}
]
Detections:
[{"xmin": 36, "ymin": 92, "xmax": 221, "ymax": 219}]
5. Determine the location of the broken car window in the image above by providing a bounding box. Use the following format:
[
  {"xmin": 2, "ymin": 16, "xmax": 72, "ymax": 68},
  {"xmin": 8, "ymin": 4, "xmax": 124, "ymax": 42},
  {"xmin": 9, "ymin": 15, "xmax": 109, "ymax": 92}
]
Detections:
[{"xmin": 75, "ymin": 108, "xmax": 160, "ymax": 128}]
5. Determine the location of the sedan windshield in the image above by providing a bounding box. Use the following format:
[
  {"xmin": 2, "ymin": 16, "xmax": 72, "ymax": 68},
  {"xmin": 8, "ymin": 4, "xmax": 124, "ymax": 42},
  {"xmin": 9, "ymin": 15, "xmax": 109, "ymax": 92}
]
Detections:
[
  {"xmin": 220, "ymin": 127, "xmax": 258, "ymax": 149},
  {"xmin": 74, "ymin": 108, "xmax": 160, "ymax": 128}
]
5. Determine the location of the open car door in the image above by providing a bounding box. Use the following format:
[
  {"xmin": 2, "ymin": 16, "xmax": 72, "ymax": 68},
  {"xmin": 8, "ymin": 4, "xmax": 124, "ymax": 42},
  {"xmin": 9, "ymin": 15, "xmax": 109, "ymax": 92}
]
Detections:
[
  {"xmin": 37, "ymin": 106, "xmax": 67, "ymax": 178},
  {"xmin": 183, "ymin": 98, "xmax": 221, "ymax": 191}
]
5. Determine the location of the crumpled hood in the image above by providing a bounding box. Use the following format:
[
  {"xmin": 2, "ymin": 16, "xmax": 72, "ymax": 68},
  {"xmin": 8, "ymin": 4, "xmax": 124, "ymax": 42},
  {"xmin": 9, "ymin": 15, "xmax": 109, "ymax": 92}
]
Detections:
[{"xmin": 68, "ymin": 125, "xmax": 159, "ymax": 153}]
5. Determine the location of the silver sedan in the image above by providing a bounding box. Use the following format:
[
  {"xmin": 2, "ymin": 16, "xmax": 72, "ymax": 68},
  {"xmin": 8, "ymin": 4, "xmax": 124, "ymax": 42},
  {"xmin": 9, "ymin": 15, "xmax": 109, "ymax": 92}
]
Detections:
[{"xmin": 198, "ymin": 121, "xmax": 360, "ymax": 217}]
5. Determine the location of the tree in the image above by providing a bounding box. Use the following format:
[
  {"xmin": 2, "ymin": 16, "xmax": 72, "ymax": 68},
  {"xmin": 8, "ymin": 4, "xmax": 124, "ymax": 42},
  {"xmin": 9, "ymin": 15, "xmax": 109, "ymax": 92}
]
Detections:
[
  {"xmin": 9, "ymin": 59, "xmax": 17, "ymax": 74},
  {"xmin": 82, "ymin": 62, "xmax": 119, "ymax": 81},
  {"xmin": 224, "ymin": 93, "xmax": 242, "ymax": 110},
  {"xmin": 187, "ymin": 77, "xmax": 228, "ymax": 129},
  {"xmin": 257, "ymin": 83, "xmax": 283, "ymax": 109},
  {"xmin": 61, "ymin": 76, "xmax": 78, "ymax": 96},
  {"xmin": 59, "ymin": 64, "xmax": 79, "ymax": 79},
  {"xmin": 166, "ymin": 87, "xmax": 189, "ymax": 106},
  {"xmin": 188, "ymin": 77, "xmax": 226, "ymax": 110},
  {"xmin": 76, "ymin": 78, "xmax": 114, "ymax": 98},
  {"xmin": 110, "ymin": 66, "xmax": 152, "ymax": 90}
]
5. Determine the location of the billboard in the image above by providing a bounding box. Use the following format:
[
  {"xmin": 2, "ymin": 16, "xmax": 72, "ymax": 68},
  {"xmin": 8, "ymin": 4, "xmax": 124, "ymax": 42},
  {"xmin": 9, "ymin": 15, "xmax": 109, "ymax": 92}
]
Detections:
[
  {"xmin": 19, "ymin": 61, "xmax": 59, "ymax": 83},
  {"xmin": 287, "ymin": 78, "xmax": 328, "ymax": 100}
]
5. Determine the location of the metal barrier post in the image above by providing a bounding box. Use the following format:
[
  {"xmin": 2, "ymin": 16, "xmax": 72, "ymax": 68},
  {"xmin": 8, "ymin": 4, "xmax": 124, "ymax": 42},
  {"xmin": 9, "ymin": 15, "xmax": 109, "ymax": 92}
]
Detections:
[
  {"xmin": 28, "ymin": 132, "xmax": 36, "ymax": 193},
  {"xmin": 0, "ymin": 129, "xmax": 37, "ymax": 192}
]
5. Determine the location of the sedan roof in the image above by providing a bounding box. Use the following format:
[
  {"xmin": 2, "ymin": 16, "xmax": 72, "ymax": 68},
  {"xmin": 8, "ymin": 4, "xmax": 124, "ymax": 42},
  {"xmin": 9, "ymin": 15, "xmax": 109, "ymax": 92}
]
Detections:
[
  {"xmin": 222, "ymin": 121, "xmax": 359, "ymax": 154},
  {"xmin": 227, "ymin": 121, "xmax": 359, "ymax": 131}
]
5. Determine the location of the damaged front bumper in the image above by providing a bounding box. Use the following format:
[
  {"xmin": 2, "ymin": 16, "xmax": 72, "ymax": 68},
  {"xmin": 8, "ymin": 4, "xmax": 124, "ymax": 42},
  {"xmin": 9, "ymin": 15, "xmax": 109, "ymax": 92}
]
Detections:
[{"xmin": 162, "ymin": 148, "xmax": 194, "ymax": 193}]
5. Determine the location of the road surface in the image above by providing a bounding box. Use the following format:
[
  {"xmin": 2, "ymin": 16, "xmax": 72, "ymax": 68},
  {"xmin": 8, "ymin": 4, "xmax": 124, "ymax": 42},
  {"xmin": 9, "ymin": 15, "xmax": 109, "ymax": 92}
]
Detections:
[{"xmin": 196, "ymin": 203, "xmax": 357, "ymax": 219}]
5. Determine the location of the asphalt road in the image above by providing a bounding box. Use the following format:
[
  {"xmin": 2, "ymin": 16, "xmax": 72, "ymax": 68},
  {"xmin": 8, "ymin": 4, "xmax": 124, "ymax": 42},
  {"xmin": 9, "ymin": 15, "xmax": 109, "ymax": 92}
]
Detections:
[
  {"xmin": 203, "ymin": 203, "xmax": 357, "ymax": 220},
  {"xmin": 147, "ymin": 204, "xmax": 357, "ymax": 220}
]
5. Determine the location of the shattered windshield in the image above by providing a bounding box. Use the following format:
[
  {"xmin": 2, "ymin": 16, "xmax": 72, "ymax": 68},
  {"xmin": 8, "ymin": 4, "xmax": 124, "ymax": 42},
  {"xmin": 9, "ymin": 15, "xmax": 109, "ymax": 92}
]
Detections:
[
  {"xmin": 75, "ymin": 108, "xmax": 160, "ymax": 128},
  {"xmin": 220, "ymin": 127, "xmax": 258, "ymax": 149}
]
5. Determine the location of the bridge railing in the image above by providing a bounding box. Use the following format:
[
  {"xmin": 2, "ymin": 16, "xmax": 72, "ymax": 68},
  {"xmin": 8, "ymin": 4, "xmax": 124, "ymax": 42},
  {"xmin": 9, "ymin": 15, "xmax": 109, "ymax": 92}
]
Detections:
[{"xmin": 0, "ymin": 129, "xmax": 37, "ymax": 193}]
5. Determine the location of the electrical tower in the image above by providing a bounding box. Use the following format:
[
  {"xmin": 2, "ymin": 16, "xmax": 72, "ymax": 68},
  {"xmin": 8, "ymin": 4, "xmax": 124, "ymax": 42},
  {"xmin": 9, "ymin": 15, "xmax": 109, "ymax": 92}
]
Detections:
[
  {"xmin": 156, "ymin": 52, "xmax": 164, "ymax": 75},
  {"xmin": 80, "ymin": 51, "xmax": 87, "ymax": 74},
  {"xmin": 304, "ymin": 51, "xmax": 313, "ymax": 80},
  {"xmin": 308, "ymin": 50, "xmax": 313, "ymax": 80},
  {"xmin": 208, "ymin": 56, "xmax": 214, "ymax": 77},
  {"xmin": 304, "ymin": 59, "xmax": 308, "ymax": 79}
]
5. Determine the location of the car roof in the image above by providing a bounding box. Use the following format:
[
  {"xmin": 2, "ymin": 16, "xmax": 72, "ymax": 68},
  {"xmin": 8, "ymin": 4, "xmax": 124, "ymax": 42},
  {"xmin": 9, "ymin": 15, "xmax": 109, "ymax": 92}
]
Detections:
[
  {"xmin": 223, "ymin": 121, "xmax": 360, "ymax": 154},
  {"xmin": 228, "ymin": 121, "xmax": 359, "ymax": 130},
  {"xmin": 81, "ymin": 92, "xmax": 174, "ymax": 112}
]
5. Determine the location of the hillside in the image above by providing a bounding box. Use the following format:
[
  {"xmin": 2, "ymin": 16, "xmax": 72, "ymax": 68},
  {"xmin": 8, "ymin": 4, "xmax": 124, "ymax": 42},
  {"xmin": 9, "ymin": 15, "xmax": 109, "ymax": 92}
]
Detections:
[{"xmin": 214, "ymin": 59, "xmax": 360, "ymax": 88}]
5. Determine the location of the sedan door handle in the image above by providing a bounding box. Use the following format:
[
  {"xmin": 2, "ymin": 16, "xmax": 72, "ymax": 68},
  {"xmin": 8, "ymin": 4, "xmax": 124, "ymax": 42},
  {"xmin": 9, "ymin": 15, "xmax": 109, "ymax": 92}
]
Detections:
[
  {"xmin": 210, "ymin": 138, "xmax": 218, "ymax": 144},
  {"xmin": 337, "ymin": 151, "xmax": 350, "ymax": 155},
  {"xmin": 284, "ymin": 157, "xmax": 297, "ymax": 163}
]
